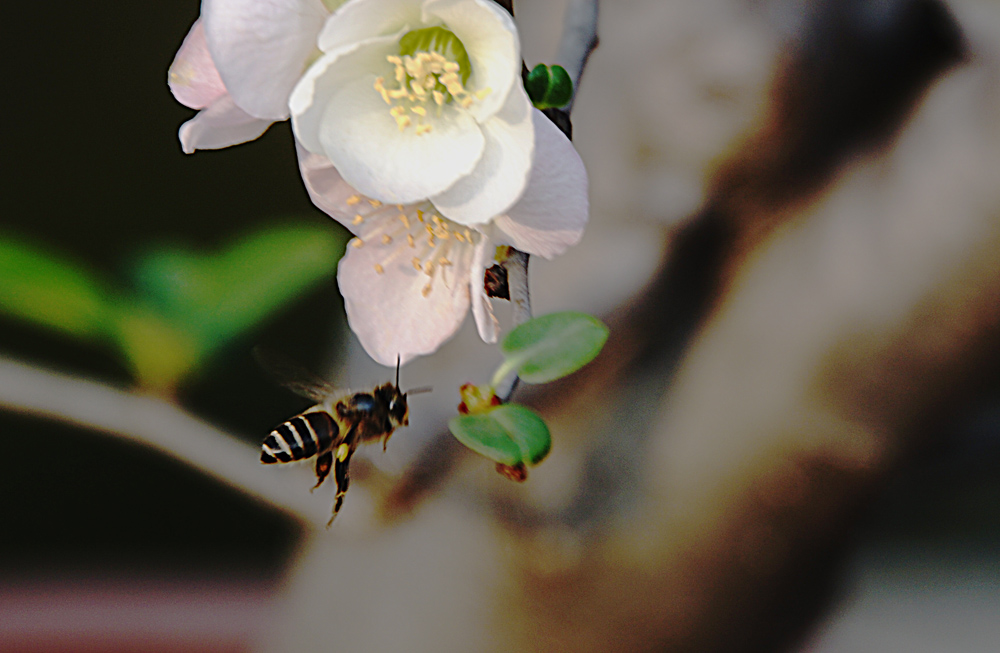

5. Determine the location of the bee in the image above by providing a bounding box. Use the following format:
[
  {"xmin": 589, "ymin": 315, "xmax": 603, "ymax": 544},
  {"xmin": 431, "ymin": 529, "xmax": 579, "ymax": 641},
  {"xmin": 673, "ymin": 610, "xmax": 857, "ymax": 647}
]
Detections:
[{"xmin": 257, "ymin": 352, "xmax": 427, "ymax": 526}]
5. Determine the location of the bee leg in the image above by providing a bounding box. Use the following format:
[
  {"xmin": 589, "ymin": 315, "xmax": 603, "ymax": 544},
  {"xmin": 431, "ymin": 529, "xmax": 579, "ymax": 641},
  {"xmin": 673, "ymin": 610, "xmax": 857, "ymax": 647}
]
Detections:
[
  {"xmin": 312, "ymin": 450, "xmax": 333, "ymax": 491},
  {"xmin": 327, "ymin": 441, "xmax": 356, "ymax": 527}
]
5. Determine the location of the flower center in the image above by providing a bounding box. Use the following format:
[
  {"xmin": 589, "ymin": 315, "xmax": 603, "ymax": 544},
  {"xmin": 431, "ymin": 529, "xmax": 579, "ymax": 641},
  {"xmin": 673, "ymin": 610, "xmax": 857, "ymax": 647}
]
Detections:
[
  {"xmin": 373, "ymin": 27, "xmax": 491, "ymax": 135},
  {"xmin": 347, "ymin": 196, "xmax": 480, "ymax": 298}
]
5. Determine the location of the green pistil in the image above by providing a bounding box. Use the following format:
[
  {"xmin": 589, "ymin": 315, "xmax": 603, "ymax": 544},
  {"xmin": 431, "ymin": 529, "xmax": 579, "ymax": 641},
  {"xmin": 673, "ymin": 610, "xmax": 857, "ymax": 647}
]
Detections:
[{"xmin": 399, "ymin": 26, "xmax": 472, "ymax": 85}]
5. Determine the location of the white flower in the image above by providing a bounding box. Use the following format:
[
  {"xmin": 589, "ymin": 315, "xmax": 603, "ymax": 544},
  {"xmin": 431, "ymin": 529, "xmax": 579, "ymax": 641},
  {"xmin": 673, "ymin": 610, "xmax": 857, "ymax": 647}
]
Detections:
[
  {"xmin": 168, "ymin": 0, "xmax": 345, "ymax": 153},
  {"xmin": 290, "ymin": 0, "xmax": 535, "ymax": 225},
  {"xmin": 299, "ymin": 109, "xmax": 588, "ymax": 366}
]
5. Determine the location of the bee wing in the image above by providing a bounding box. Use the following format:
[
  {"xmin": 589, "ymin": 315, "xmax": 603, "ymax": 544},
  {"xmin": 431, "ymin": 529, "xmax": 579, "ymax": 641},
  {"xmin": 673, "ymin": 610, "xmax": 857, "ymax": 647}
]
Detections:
[{"xmin": 252, "ymin": 347, "xmax": 339, "ymax": 403}]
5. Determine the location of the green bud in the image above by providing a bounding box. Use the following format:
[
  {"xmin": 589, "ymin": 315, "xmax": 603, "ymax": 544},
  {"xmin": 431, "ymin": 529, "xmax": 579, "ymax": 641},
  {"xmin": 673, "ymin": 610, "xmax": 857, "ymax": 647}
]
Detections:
[{"xmin": 524, "ymin": 64, "xmax": 574, "ymax": 109}]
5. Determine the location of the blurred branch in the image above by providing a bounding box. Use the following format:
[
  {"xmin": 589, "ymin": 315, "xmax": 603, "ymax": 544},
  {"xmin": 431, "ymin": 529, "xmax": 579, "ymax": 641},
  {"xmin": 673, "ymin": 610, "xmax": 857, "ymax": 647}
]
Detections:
[
  {"xmin": 555, "ymin": 0, "xmax": 599, "ymax": 113},
  {"xmin": 0, "ymin": 355, "xmax": 333, "ymax": 525}
]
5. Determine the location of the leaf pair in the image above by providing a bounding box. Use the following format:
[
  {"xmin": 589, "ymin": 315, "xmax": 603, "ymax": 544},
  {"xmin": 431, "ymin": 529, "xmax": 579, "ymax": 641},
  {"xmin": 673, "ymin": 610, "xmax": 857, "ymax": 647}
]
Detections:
[{"xmin": 449, "ymin": 312, "xmax": 608, "ymax": 471}]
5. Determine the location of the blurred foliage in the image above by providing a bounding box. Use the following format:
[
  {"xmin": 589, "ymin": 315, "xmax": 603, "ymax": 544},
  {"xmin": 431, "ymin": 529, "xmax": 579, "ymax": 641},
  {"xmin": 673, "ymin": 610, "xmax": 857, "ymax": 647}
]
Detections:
[{"xmin": 0, "ymin": 224, "xmax": 347, "ymax": 393}]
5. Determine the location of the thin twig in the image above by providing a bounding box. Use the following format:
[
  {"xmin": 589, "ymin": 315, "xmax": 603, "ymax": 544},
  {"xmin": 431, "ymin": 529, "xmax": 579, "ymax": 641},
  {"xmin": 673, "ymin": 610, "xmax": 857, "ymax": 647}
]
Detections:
[{"xmin": 0, "ymin": 355, "xmax": 332, "ymax": 525}]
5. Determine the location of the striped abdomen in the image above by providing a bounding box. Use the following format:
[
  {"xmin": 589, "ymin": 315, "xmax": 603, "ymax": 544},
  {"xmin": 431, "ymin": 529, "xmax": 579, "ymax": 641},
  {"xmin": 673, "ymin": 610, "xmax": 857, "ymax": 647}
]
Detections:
[{"xmin": 261, "ymin": 411, "xmax": 339, "ymax": 464}]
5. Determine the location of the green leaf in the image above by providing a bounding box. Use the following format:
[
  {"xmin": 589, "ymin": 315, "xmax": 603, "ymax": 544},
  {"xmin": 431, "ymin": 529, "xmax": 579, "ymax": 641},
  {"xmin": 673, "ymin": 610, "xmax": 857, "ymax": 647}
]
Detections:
[
  {"xmin": 0, "ymin": 235, "xmax": 115, "ymax": 340},
  {"xmin": 492, "ymin": 311, "xmax": 609, "ymax": 386},
  {"xmin": 449, "ymin": 404, "xmax": 551, "ymax": 466},
  {"xmin": 131, "ymin": 223, "xmax": 346, "ymax": 353}
]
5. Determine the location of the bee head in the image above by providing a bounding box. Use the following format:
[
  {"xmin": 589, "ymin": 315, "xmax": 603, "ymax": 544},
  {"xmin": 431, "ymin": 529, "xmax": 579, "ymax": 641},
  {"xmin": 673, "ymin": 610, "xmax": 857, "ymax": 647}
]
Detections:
[{"xmin": 377, "ymin": 383, "xmax": 409, "ymax": 427}]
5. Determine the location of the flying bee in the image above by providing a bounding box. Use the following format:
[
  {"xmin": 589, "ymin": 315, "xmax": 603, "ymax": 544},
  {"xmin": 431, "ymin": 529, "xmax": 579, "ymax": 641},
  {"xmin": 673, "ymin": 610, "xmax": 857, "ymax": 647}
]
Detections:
[{"xmin": 257, "ymin": 351, "xmax": 428, "ymax": 526}]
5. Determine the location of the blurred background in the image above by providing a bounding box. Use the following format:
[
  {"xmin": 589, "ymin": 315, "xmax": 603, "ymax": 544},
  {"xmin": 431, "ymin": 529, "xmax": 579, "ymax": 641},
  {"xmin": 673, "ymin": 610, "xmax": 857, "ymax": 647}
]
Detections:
[{"xmin": 2, "ymin": 0, "xmax": 1000, "ymax": 651}]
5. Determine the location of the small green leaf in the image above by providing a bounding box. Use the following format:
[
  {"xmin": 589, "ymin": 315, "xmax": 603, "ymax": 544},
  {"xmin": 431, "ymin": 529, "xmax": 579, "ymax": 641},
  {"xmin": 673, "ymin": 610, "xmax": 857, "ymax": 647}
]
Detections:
[
  {"xmin": 492, "ymin": 311, "xmax": 609, "ymax": 386},
  {"xmin": 449, "ymin": 404, "xmax": 552, "ymax": 466},
  {"xmin": 0, "ymin": 235, "xmax": 115, "ymax": 340}
]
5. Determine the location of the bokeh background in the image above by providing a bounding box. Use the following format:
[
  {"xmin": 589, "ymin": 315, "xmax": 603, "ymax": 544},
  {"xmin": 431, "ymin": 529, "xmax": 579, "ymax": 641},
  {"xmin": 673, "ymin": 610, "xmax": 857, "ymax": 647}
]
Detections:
[{"xmin": 3, "ymin": 0, "xmax": 1000, "ymax": 651}]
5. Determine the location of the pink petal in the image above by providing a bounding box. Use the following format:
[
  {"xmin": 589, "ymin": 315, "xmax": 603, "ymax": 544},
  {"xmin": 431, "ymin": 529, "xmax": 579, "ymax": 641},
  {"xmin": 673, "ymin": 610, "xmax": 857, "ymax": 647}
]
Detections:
[
  {"xmin": 295, "ymin": 141, "xmax": 364, "ymax": 228},
  {"xmin": 168, "ymin": 20, "xmax": 227, "ymax": 110},
  {"xmin": 338, "ymin": 233, "xmax": 475, "ymax": 366},
  {"xmin": 492, "ymin": 110, "xmax": 589, "ymax": 259},
  {"xmin": 178, "ymin": 95, "xmax": 273, "ymax": 154},
  {"xmin": 202, "ymin": 0, "xmax": 329, "ymax": 120}
]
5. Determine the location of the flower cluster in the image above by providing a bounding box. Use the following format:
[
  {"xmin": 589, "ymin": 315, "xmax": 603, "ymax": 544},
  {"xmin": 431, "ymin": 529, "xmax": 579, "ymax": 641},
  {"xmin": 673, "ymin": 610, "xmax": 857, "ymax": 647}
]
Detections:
[{"xmin": 169, "ymin": 0, "xmax": 588, "ymax": 366}]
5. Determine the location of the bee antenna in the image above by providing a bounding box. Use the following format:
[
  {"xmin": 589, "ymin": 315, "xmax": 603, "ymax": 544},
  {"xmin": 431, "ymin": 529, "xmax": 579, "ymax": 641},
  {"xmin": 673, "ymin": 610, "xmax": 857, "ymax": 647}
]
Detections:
[
  {"xmin": 395, "ymin": 354, "xmax": 401, "ymax": 388},
  {"xmin": 406, "ymin": 386, "xmax": 433, "ymax": 396}
]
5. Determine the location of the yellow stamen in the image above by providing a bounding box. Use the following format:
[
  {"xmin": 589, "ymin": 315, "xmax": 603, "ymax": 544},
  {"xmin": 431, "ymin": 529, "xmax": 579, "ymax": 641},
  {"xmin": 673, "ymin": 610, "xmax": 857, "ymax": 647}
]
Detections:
[
  {"xmin": 346, "ymin": 195, "xmax": 362, "ymax": 206},
  {"xmin": 352, "ymin": 214, "xmax": 364, "ymax": 225},
  {"xmin": 382, "ymin": 234, "xmax": 392, "ymax": 245},
  {"xmin": 352, "ymin": 239, "xmax": 364, "ymax": 248},
  {"xmin": 421, "ymin": 283, "xmax": 432, "ymax": 297},
  {"xmin": 374, "ymin": 263, "xmax": 384, "ymax": 274},
  {"xmin": 406, "ymin": 234, "xmax": 415, "ymax": 248},
  {"xmin": 412, "ymin": 257, "xmax": 422, "ymax": 270}
]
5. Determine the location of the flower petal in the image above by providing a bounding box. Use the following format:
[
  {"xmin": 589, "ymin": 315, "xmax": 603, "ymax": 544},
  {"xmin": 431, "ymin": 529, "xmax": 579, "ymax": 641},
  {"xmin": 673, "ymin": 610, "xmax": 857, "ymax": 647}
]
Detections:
[
  {"xmin": 296, "ymin": 143, "xmax": 425, "ymax": 237},
  {"xmin": 338, "ymin": 232, "xmax": 474, "ymax": 366},
  {"xmin": 316, "ymin": 0, "xmax": 422, "ymax": 53},
  {"xmin": 168, "ymin": 20, "xmax": 227, "ymax": 110},
  {"xmin": 178, "ymin": 95, "xmax": 273, "ymax": 154},
  {"xmin": 290, "ymin": 33, "xmax": 402, "ymax": 156},
  {"xmin": 202, "ymin": 0, "xmax": 329, "ymax": 120},
  {"xmin": 491, "ymin": 110, "xmax": 589, "ymax": 258},
  {"xmin": 319, "ymin": 75, "xmax": 486, "ymax": 204},
  {"xmin": 430, "ymin": 82, "xmax": 533, "ymax": 225},
  {"xmin": 295, "ymin": 142, "xmax": 361, "ymax": 228},
  {"xmin": 469, "ymin": 237, "xmax": 499, "ymax": 343},
  {"xmin": 423, "ymin": 0, "xmax": 520, "ymax": 122}
]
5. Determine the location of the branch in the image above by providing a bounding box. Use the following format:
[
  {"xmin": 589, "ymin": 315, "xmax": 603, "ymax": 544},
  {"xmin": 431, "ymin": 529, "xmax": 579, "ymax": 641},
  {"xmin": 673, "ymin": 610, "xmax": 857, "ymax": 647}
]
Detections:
[
  {"xmin": 0, "ymin": 356, "xmax": 333, "ymax": 526},
  {"xmin": 555, "ymin": 0, "xmax": 599, "ymax": 113}
]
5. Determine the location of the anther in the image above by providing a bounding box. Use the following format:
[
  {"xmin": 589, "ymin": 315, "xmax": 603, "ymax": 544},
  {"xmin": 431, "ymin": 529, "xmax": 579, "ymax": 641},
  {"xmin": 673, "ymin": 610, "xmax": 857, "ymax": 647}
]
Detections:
[
  {"xmin": 407, "ymin": 234, "xmax": 415, "ymax": 248},
  {"xmin": 346, "ymin": 195, "xmax": 362, "ymax": 206},
  {"xmin": 382, "ymin": 234, "xmax": 392, "ymax": 245},
  {"xmin": 353, "ymin": 214, "xmax": 364, "ymax": 225},
  {"xmin": 421, "ymin": 283, "xmax": 432, "ymax": 297},
  {"xmin": 374, "ymin": 264, "xmax": 384, "ymax": 274},
  {"xmin": 352, "ymin": 239, "xmax": 364, "ymax": 248},
  {"xmin": 412, "ymin": 257, "xmax": 422, "ymax": 270}
]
